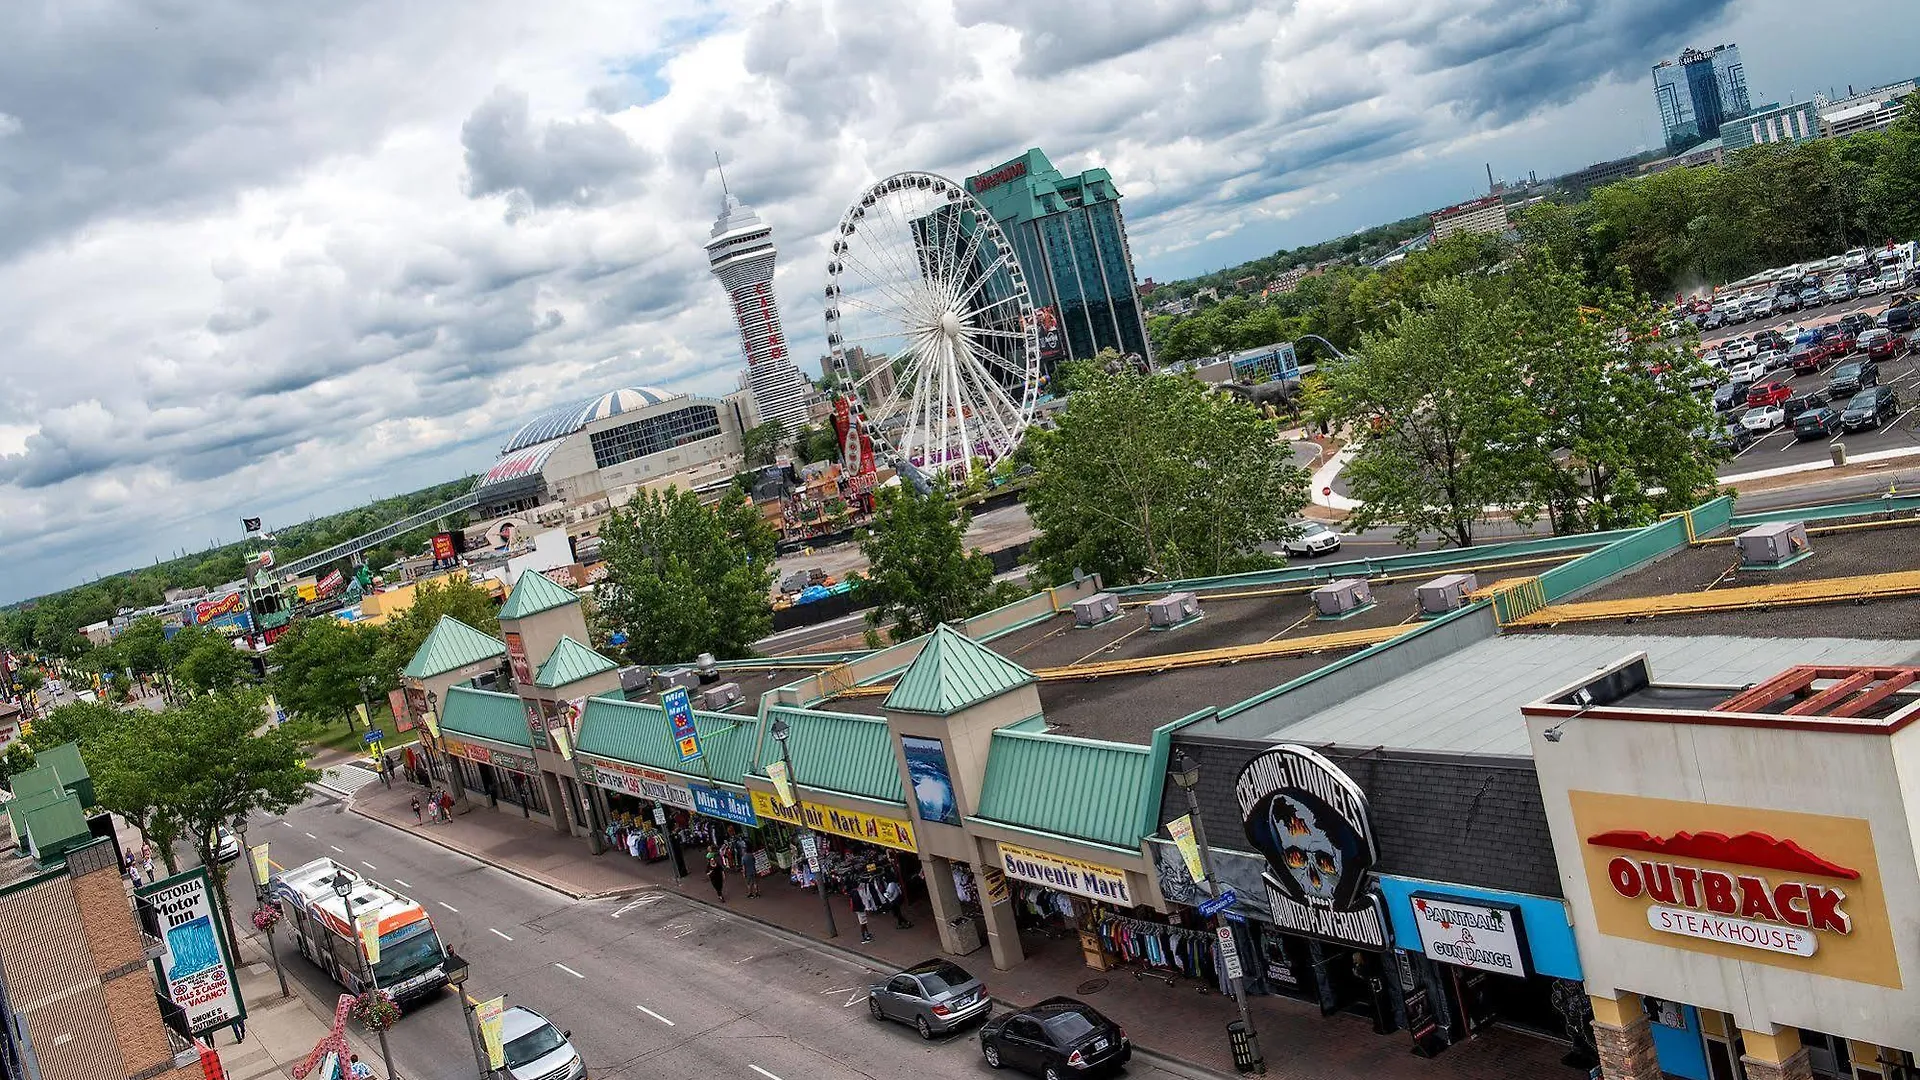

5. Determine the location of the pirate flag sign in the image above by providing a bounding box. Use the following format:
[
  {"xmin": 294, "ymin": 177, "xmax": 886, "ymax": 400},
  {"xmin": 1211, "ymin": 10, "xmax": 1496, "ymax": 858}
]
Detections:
[{"xmin": 1234, "ymin": 744, "xmax": 1388, "ymax": 950}]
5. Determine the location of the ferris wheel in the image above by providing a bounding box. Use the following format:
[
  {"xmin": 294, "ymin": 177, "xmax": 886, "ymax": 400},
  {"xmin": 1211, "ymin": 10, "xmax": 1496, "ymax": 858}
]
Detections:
[{"xmin": 824, "ymin": 171, "xmax": 1041, "ymax": 479}]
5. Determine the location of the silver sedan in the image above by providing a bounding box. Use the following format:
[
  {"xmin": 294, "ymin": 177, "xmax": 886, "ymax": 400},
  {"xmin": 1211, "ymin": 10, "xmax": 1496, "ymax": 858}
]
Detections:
[{"xmin": 868, "ymin": 959, "xmax": 991, "ymax": 1039}]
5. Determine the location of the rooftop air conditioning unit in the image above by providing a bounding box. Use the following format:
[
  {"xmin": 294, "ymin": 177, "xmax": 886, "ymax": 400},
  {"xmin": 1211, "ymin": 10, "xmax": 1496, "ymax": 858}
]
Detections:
[
  {"xmin": 1416, "ymin": 573, "xmax": 1479, "ymax": 616},
  {"xmin": 1146, "ymin": 591, "xmax": 1202, "ymax": 629},
  {"xmin": 1735, "ymin": 521, "xmax": 1811, "ymax": 567},
  {"xmin": 618, "ymin": 666, "xmax": 652, "ymax": 695},
  {"xmin": 1311, "ymin": 579, "xmax": 1374, "ymax": 617},
  {"xmin": 696, "ymin": 653, "xmax": 719, "ymax": 684},
  {"xmin": 1072, "ymin": 592, "xmax": 1120, "ymax": 627},
  {"xmin": 701, "ymin": 682, "xmax": 744, "ymax": 711},
  {"xmin": 654, "ymin": 668, "xmax": 702, "ymax": 692}
]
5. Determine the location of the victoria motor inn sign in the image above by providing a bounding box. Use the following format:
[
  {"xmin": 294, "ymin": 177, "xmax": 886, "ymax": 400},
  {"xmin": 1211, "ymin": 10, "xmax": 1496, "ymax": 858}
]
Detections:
[
  {"xmin": 1235, "ymin": 744, "xmax": 1388, "ymax": 950},
  {"xmin": 1571, "ymin": 790, "xmax": 1898, "ymax": 987}
]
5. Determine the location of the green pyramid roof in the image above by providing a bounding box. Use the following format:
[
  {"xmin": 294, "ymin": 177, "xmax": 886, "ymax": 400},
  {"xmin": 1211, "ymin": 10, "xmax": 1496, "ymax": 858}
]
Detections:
[
  {"xmin": 884, "ymin": 624, "xmax": 1036, "ymax": 715},
  {"xmin": 500, "ymin": 570, "xmax": 580, "ymax": 620},
  {"xmin": 534, "ymin": 636, "xmax": 619, "ymax": 689},
  {"xmin": 401, "ymin": 615, "xmax": 507, "ymax": 680}
]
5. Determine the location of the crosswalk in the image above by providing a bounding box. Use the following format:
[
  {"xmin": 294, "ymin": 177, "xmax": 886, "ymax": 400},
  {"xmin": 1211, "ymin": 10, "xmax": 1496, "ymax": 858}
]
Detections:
[{"xmin": 314, "ymin": 763, "xmax": 382, "ymax": 798}]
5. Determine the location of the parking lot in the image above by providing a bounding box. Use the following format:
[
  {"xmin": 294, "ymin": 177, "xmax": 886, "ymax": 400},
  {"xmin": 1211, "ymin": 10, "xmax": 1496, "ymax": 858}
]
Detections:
[{"xmin": 1714, "ymin": 325, "xmax": 1920, "ymax": 475}]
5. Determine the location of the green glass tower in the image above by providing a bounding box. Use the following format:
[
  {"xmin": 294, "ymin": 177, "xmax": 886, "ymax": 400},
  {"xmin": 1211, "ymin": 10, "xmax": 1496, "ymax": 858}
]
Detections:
[{"xmin": 965, "ymin": 149, "xmax": 1150, "ymax": 368}]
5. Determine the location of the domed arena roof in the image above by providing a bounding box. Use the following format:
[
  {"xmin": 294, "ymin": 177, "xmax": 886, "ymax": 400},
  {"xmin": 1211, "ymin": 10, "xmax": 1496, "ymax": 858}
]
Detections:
[{"xmin": 499, "ymin": 386, "xmax": 683, "ymax": 455}]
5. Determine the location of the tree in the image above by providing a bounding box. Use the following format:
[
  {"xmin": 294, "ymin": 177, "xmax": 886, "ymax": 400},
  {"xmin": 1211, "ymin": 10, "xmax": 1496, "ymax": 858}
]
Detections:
[
  {"xmin": 116, "ymin": 616, "xmax": 169, "ymax": 681},
  {"xmin": 596, "ymin": 487, "xmax": 777, "ymax": 663},
  {"xmin": 116, "ymin": 691, "xmax": 315, "ymax": 949},
  {"xmin": 0, "ymin": 744, "xmax": 35, "ymax": 792},
  {"xmin": 90, "ymin": 709, "xmax": 182, "ymax": 874},
  {"xmin": 371, "ymin": 575, "xmax": 500, "ymax": 684},
  {"xmin": 25, "ymin": 700, "xmax": 121, "ymax": 753},
  {"xmin": 272, "ymin": 617, "xmax": 380, "ymax": 731},
  {"xmin": 1024, "ymin": 369, "xmax": 1309, "ymax": 585},
  {"xmin": 175, "ymin": 632, "xmax": 247, "ymax": 695},
  {"xmin": 1311, "ymin": 278, "xmax": 1543, "ymax": 548},
  {"xmin": 741, "ymin": 419, "xmax": 790, "ymax": 467},
  {"xmin": 15, "ymin": 669, "xmax": 43, "ymax": 696},
  {"xmin": 794, "ymin": 424, "xmax": 841, "ymax": 465},
  {"xmin": 859, "ymin": 485, "xmax": 1025, "ymax": 642}
]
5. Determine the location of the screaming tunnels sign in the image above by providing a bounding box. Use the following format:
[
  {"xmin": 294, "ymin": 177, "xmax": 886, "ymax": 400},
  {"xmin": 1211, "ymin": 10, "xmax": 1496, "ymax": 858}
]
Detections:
[
  {"xmin": 1571, "ymin": 790, "xmax": 1898, "ymax": 987},
  {"xmin": 1235, "ymin": 744, "xmax": 1387, "ymax": 950}
]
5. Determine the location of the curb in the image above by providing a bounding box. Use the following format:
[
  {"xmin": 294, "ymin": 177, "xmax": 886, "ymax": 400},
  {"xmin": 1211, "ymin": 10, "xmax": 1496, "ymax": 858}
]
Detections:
[{"xmin": 346, "ymin": 795, "xmax": 1241, "ymax": 1079}]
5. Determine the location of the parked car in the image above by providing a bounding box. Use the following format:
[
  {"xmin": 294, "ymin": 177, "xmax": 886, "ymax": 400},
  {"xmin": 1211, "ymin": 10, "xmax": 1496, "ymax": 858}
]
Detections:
[
  {"xmin": 1754, "ymin": 348, "xmax": 1788, "ymax": 372},
  {"xmin": 1838, "ymin": 312, "xmax": 1874, "ymax": 336},
  {"xmin": 1722, "ymin": 336, "xmax": 1758, "ymax": 360},
  {"xmin": 1792, "ymin": 406, "xmax": 1842, "ymax": 440},
  {"xmin": 496, "ymin": 1006, "xmax": 585, "ymax": 1080},
  {"xmin": 1877, "ymin": 306, "xmax": 1916, "ymax": 334},
  {"xmin": 1713, "ymin": 381, "xmax": 1752, "ymax": 412},
  {"xmin": 1741, "ymin": 404, "xmax": 1787, "ymax": 433},
  {"xmin": 1705, "ymin": 422, "xmax": 1756, "ymax": 454},
  {"xmin": 870, "ymin": 959, "xmax": 992, "ymax": 1038},
  {"xmin": 980, "ymin": 998, "xmax": 1130, "ymax": 1079},
  {"xmin": 1744, "ymin": 379, "xmax": 1792, "ymax": 407},
  {"xmin": 1798, "ymin": 286, "xmax": 1826, "ymax": 309},
  {"xmin": 1754, "ymin": 329, "xmax": 1791, "ymax": 351},
  {"xmin": 1841, "ymin": 386, "xmax": 1900, "ymax": 431},
  {"xmin": 1701, "ymin": 308, "xmax": 1727, "ymax": 330},
  {"xmin": 1747, "ymin": 295, "xmax": 1776, "ymax": 319},
  {"xmin": 1846, "ymin": 247, "xmax": 1873, "ymax": 272},
  {"xmin": 1859, "ymin": 274, "xmax": 1887, "ymax": 296},
  {"xmin": 1877, "ymin": 270, "xmax": 1908, "ymax": 294},
  {"xmin": 1863, "ymin": 330, "xmax": 1908, "ymax": 361},
  {"xmin": 1828, "ymin": 359, "xmax": 1879, "ymax": 397},
  {"xmin": 1781, "ymin": 390, "xmax": 1824, "ymax": 421},
  {"xmin": 1773, "ymin": 291, "xmax": 1801, "ymax": 314},
  {"xmin": 1282, "ymin": 521, "xmax": 1342, "ymax": 557},
  {"xmin": 1825, "ymin": 279, "xmax": 1858, "ymax": 304},
  {"xmin": 1788, "ymin": 345, "xmax": 1829, "ymax": 375},
  {"xmin": 1728, "ymin": 359, "xmax": 1769, "ymax": 385},
  {"xmin": 1824, "ymin": 329, "xmax": 1858, "ymax": 357}
]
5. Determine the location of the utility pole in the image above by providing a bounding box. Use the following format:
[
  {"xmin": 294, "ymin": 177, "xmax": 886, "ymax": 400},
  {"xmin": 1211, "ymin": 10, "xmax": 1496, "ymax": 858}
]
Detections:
[{"xmin": 1172, "ymin": 751, "xmax": 1265, "ymax": 1075}]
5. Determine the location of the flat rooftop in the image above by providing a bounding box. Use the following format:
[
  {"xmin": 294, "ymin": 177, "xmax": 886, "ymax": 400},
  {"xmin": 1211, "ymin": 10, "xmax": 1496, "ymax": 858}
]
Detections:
[
  {"xmin": 1260, "ymin": 633, "xmax": 1920, "ymax": 757},
  {"xmin": 1526, "ymin": 514, "xmax": 1920, "ymax": 640},
  {"xmin": 823, "ymin": 581, "xmax": 1438, "ymax": 743}
]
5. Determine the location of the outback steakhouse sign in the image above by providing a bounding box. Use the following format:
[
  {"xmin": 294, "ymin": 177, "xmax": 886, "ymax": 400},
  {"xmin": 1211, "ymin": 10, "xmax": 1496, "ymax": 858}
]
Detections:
[{"xmin": 1570, "ymin": 791, "xmax": 1899, "ymax": 987}]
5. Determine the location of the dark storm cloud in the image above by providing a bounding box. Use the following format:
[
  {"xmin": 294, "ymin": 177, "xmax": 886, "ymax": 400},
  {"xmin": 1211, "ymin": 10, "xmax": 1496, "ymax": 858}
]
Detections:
[{"xmin": 461, "ymin": 87, "xmax": 656, "ymax": 211}]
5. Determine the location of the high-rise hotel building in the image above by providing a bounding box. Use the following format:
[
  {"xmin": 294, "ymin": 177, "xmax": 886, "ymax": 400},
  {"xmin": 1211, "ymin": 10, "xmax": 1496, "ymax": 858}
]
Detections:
[{"xmin": 706, "ymin": 192, "xmax": 811, "ymax": 431}]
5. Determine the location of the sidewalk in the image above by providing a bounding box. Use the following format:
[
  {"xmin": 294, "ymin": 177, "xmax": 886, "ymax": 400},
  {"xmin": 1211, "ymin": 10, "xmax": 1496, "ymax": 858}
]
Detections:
[
  {"xmin": 352, "ymin": 781, "xmax": 1577, "ymax": 1080},
  {"xmin": 216, "ymin": 928, "xmax": 384, "ymax": 1079}
]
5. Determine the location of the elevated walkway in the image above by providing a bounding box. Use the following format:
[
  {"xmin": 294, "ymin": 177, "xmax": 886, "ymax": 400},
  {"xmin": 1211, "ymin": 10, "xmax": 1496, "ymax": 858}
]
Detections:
[{"xmin": 276, "ymin": 491, "xmax": 481, "ymax": 579}]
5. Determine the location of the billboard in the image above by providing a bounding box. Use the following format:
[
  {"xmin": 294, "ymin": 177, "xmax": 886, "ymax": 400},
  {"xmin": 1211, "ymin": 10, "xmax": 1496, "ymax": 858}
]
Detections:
[
  {"xmin": 137, "ymin": 867, "xmax": 246, "ymax": 1036},
  {"xmin": 1034, "ymin": 306, "xmax": 1065, "ymax": 361},
  {"xmin": 431, "ymin": 533, "xmax": 457, "ymax": 562},
  {"xmin": 193, "ymin": 592, "xmax": 246, "ymax": 626}
]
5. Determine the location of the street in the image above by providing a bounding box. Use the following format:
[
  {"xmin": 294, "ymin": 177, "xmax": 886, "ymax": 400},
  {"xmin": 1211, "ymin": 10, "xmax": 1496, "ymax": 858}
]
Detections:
[{"xmin": 236, "ymin": 793, "xmax": 1195, "ymax": 1080}]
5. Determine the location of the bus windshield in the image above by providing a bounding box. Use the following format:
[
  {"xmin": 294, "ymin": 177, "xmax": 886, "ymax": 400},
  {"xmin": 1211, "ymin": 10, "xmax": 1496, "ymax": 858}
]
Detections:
[{"xmin": 372, "ymin": 921, "xmax": 445, "ymax": 985}]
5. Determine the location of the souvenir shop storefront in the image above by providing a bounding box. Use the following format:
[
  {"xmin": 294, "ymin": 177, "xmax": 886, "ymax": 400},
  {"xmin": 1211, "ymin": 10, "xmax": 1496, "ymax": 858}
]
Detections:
[
  {"xmin": 443, "ymin": 735, "xmax": 553, "ymax": 822},
  {"xmin": 745, "ymin": 787, "xmax": 928, "ymax": 926},
  {"xmin": 576, "ymin": 754, "xmax": 791, "ymax": 882}
]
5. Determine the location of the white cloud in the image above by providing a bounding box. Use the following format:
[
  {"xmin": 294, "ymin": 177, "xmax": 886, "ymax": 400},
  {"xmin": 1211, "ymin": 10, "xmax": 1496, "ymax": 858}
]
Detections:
[{"xmin": 1, "ymin": 0, "xmax": 1915, "ymax": 601}]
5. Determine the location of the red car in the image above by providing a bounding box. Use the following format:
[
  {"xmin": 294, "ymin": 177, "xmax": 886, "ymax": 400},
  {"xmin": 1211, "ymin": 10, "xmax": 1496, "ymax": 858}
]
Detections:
[
  {"xmin": 1865, "ymin": 331, "xmax": 1910, "ymax": 361},
  {"xmin": 1745, "ymin": 379, "xmax": 1792, "ymax": 407},
  {"xmin": 1824, "ymin": 330, "xmax": 1857, "ymax": 358}
]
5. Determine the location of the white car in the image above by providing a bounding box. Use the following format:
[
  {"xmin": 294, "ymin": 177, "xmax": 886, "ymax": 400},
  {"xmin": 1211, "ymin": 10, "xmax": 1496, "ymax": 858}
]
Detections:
[
  {"xmin": 1858, "ymin": 275, "xmax": 1886, "ymax": 296},
  {"xmin": 1282, "ymin": 521, "xmax": 1342, "ymax": 558},
  {"xmin": 1728, "ymin": 359, "xmax": 1769, "ymax": 384},
  {"xmin": 1723, "ymin": 336, "xmax": 1758, "ymax": 360},
  {"xmin": 498, "ymin": 1006, "xmax": 586, "ymax": 1080},
  {"xmin": 1741, "ymin": 405, "xmax": 1787, "ymax": 433},
  {"xmin": 1754, "ymin": 348, "xmax": 1786, "ymax": 372},
  {"xmin": 1877, "ymin": 271, "xmax": 1906, "ymax": 294}
]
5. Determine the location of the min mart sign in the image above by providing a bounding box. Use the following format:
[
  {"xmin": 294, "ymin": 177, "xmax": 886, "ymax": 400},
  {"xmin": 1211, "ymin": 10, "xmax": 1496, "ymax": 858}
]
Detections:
[{"xmin": 1571, "ymin": 790, "xmax": 1900, "ymax": 988}]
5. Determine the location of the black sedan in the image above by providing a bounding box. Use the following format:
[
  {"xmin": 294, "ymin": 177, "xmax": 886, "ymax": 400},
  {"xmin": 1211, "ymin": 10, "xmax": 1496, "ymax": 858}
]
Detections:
[{"xmin": 981, "ymin": 997, "xmax": 1131, "ymax": 1079}]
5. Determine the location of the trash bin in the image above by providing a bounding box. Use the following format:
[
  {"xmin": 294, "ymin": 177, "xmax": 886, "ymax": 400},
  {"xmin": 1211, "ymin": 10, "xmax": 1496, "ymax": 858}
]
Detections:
[
  {"xmin": 1833, "ymin": 442, "xmax": 1848, "ymax": 467},
  {"xmin": 1226, "ymin": 1020, "xmax": 1263, "ymax": 1073},
  {"xmin": 947, "ymin": 914, "xmax": 983, "ymax": 954}
]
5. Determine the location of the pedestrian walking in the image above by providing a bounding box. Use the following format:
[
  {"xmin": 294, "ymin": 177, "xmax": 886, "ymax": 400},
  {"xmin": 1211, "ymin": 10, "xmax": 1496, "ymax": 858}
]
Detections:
[
  {"xmin": 425, "ymin": 792, "xmax": 440, "ymax": 824},
  {"xmin": 853, "ymin": 895, "xmax": 872, "ymax": 943},
  {"xmin": 438, "ymin": 791, "xmax": 454, "ymax": 820},
  {"xmin": 706, "ymin": 847, "xmax": 727, "ymax": 903},
  {"xmin": 409, "ymin": 795, "xmax": 422, "ymax": 824},
  {"xmin": 882, "ymin": 878, "xmax": 912, "ymax": 929},
  {"xmin": 141, "ymin": 852, "xmax": 154, "ymax": 883},
  {"xmin": 347, "ymin": 1054, "xmax": 376, "ymax": 1079}
]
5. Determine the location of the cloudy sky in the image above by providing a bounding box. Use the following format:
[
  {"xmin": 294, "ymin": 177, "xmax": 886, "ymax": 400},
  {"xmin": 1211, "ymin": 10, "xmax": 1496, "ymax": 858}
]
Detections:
[{"xmin": 3, "ymin": 0, "xmax": 1916, "ymax": 604}]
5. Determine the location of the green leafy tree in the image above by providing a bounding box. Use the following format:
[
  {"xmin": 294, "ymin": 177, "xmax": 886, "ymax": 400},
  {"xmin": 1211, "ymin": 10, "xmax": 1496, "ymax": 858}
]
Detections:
[
  {"xmin": 90, "ymin": 709, "xmax": 182, "ymax": 873},
  {"xmin": 858, "ymin": 485, "xmax": 1024, "ymax": 643},
  {"xmin": 116, "ymin": 617, "xmax": 169, "ymax": 681},
  {"xmin": 741, "ymin": 419, "xmax": 790, "ymax": 467},
  {"xmin": 175, "ymin": 632, "xmax": 247, "ymax": 695},
  {"xmin": 0, "ymin": 744, "xmax": 36, "ymax": 792},
  {"xmin": 1311, "ymin": 278, "xmax": 1543, "ymax": 548},
  {"xmin": 272, "ymin": 617, "xmax": 381, "ymax": 731},
  {"xmin": 371, "ymin": 576, "xmax": 501, "ymax": 684},
  {"xmin": 1025, "ymin": 369, "xmax": 1309, "ymax": 585},
  {"xmin": 15, "ymin": 669, "xmax": 44, "ymax": 696},
  {"xmin": 25, "ymin": 700, "xmax": 121, "ymax": 753},
  {"xmin": 596, "ymin": 488, "xmax": 777, "ymax": 663}
]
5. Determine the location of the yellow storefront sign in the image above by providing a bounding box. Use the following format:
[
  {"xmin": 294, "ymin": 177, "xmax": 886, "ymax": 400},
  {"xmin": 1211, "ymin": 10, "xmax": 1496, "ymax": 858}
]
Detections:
[{"xmin": 749, "ymin": 791, "xmax": 917, "ymax": 852}]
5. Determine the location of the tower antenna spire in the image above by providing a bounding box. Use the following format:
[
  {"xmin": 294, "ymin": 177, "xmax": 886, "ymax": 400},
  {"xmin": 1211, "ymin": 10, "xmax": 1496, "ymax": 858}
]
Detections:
[{"xmin": 715, "ymin": 152, "xmax": 729, "ymax": 196}]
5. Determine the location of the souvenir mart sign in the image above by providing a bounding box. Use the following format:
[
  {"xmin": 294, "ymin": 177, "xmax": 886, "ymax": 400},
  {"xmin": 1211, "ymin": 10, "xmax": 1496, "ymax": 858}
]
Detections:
[{"xmin": 749, "ymin": 791, "xmax": 917, "ymax": 852}]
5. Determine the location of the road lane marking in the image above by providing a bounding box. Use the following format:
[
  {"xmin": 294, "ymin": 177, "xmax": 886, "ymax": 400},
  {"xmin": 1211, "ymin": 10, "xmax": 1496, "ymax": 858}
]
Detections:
[
  {"xmin": 394, "ymin": 879, "xmax": 411, "ymax": 888},
  {"xmin": 845, "ymin": 989, "xmax": 866, "ymax": 1007},
  {"xmin": 636, "ymin": 1004, "xmax": 675, "ymax": 1026},
  {"xmin": 361, "ymin": 862, "xmax": 377, "ymax": 871},
  {"xmin": 490, "ymin": 928, "xmax": 514, "ymax": 941},
  {"xmin": 305, "ymin": 833, "xmax": 317, "ymax": 839},
  {"xmin": 555, "ymin": 963, "xmax": 584, "ymax": 978},
  {"xmin": 733, "ymin": 956, "xmax": 755, "ymax": 964},
  {"xmin": 330, "ymin": 845, "xmax": 344, "ymax": 853},
  {"xmin": 282, "ymin": 821, "xmax": 294, "ymax": 828},
  {"xmin": 611, "ymin": 896, "xmax": 662, "ymax": 918},
  {"xmin": 750, "ymin": 1067, "xmax": 784, "ymax": 1080},
  {"xmin": 821, "ymin": 987, "xmax": 857, "ymax": 995},
  {"xmin": 438, "ymin": 901, "xmax": 459, "ymax": 913}
]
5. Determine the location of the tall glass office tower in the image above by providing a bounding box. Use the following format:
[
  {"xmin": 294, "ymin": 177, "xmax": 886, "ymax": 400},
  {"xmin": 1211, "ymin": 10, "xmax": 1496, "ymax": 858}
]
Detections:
[
  {"xmin": 965, "ymin": 149, "xmax": 1150, "ymax": 369},
  {"xmin": 1653, "ymin": 45, "xmax": 1752, "ymax": 151}
]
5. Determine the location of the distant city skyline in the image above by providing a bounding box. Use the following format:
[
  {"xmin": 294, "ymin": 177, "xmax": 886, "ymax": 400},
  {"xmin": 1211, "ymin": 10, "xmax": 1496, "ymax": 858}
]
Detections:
[{"xmin": 2, "ymin": 0, "xmax": 1918, "ymax": 602}]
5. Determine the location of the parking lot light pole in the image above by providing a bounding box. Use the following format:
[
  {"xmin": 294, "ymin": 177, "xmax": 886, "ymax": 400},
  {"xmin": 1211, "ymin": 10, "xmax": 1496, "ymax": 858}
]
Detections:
[{"xmin": 1172, "ymin": 751, "xmax": 1264, "ymax": 1075}]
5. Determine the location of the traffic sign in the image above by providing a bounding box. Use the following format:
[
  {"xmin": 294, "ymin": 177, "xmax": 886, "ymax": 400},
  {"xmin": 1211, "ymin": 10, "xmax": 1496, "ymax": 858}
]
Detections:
[
  {"xmin": 363, "ymin": 729, "xmax": 385, "ymax": 745},
  {"xmin": 1198, "ymin": 888, "xmax": 1238, "ymax": 917}
]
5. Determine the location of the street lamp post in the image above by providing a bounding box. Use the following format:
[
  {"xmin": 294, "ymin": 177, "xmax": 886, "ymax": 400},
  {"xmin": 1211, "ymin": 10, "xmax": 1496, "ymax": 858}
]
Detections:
[
  {"xmin": 334, "ymin": 872, "xmax": 400, "ymax": 1080},
  {"xmin": 1172, "ymin": 751, "xmax": 1265, "ymax": 1075},
  {"xmin": 769, "ymin": 716, "xmax": 836, "ymax": 938},
  {"xmin": 444, "ymin": 958, "xmax": 489, "ymax": 1079}
]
